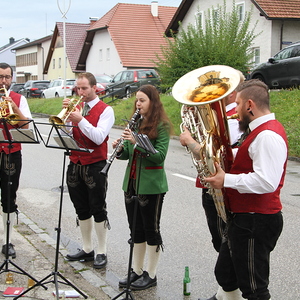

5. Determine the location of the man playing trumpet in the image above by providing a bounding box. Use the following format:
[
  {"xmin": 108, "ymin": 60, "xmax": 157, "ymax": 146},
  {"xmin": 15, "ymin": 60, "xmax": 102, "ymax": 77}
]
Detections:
[
  {"xmin": 63, "ymin": 72, "xmax": 114, "ymax": 269},
  {"xmin": 0, "ymin": 62, "xmax": 32, "ymax": 258}
]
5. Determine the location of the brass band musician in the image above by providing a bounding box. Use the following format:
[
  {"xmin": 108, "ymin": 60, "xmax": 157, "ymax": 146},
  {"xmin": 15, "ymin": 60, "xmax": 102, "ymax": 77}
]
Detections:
[{"xmin": 0, "ymin": 62, "xmax": 32, "ymax": 259}]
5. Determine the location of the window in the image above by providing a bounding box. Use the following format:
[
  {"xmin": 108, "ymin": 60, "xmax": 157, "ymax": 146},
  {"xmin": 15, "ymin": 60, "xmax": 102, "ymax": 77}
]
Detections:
[
  {"xmin": 99, "ymin": 49, "xmax": 103, "ymax": 61},
  {"xmin": 253, "ymin": 47, "xmax": 260, "ymax": 66},
  {"xmin": 106, "ymin": 48, "xmax": 110, "ymax": 61},
  {"xmin": 274, "ymin": 47, "xmax": 293, "ymax": 60},
  {"xmin": 59, "ymin": 58, "xmax": 61, "ymax": 69},
  {"xmin": 236, "ymin": 2, "xmax": 245, "ymax": 22},
  {"xmin": 52, "ymin": 59, "xmax": 55, "ymax": 69}
]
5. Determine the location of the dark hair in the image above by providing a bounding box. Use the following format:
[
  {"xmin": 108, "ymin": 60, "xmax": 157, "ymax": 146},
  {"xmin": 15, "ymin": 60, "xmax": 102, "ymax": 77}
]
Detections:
[
  {"xmin": 135, "ymin": 84, "xmax": 173, "ymax": 139},
  {"xmin": 0, "ymin": 63, "xmax": 13, "ymax": 76},
  {"xmin": 236, "ymin": 79, "xmax": 270, "ymax": 111},
  {"xmin": 77, "ymin": 72, "xmax": 96, "ymax": 87}
]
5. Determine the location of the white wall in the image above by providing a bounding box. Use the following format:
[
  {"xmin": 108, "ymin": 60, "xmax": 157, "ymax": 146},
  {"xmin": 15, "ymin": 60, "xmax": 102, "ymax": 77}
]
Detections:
[
  {"xmin": 177, "ymin": 0, "xmax": 300, "ymax": 66},
  {"xmin": 86, "ymin": 30, "xmax": 126, "ymax": 78}
]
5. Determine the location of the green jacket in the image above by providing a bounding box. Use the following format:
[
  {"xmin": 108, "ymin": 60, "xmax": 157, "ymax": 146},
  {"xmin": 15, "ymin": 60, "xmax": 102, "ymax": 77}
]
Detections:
[{"xmin": 118, "ymin": 123, "xmax": 170, "ymax": 195}]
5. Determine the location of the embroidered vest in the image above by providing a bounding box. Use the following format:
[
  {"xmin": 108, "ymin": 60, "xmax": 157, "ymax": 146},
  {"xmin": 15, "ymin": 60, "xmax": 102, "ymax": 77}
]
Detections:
[
  {"xmin": 0, "ymin": 91, "xmax": 22, "ymax": 154},
  {"xmin": 226, "ymin": 120, "xmax": 288, "ymax": 214},
  {"xmin": 70, "ymin": 101, "xmax": 109, "ymax": 165}
]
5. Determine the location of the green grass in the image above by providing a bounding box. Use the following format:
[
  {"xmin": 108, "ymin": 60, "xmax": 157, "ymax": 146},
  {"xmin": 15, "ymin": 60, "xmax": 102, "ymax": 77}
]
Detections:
[{"xmin": 28, "ymin": 90, "xmax": 300, "ymax": 157}]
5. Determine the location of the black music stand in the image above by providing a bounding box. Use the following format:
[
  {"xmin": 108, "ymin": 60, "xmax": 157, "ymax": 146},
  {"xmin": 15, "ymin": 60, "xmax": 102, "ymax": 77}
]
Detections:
[
  {"xmin": 0, "ymin": 119, "xmax": 46, "ymax": 289},
  {"xmin": 15, "ymin": 123, "xmax": 90, "ymax": 300},
  {"xmin": 113, "ymin": 134, "xmax": 157, "ymax": 300}
]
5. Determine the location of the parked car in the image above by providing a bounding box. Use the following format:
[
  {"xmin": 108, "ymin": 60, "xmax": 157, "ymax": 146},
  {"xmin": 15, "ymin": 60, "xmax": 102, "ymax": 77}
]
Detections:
[
  {"xmin": 19, "ymin": 80, "xmax": 50, "ymax": 98},
  {"xmin": 72, "ymin": 74, "xmax": 112, "ymax": 96},
  {"xmin": 249, "ymin": 41, "xmax": 300, "ymax": 89},
  {"xmin": 107, "ymin": 69, "xmax": 161, "ymax": 98},
  {"xmin": 10, "ymin": 83, "xmax": 25, "ymax": 94},
  {"xmin": 42, "ymin": 79, "xmax": 76, "ymax": 98}
]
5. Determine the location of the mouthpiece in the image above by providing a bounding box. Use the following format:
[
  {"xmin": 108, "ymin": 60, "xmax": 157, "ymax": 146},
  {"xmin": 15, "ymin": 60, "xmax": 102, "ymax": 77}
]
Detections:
[{"xmin": 227, "ymin": 113, "xmax": 239, "ymax": 120}]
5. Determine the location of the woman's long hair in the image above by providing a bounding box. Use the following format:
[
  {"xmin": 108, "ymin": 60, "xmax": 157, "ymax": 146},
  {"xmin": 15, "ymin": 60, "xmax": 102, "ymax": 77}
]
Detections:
[{"xmin": 134, "ymin": 85, "xmax": 173, "ymax": 139}]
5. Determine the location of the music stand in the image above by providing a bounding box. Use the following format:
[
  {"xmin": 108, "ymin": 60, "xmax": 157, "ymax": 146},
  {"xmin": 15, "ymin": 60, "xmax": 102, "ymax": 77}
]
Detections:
[
  {"xmin": 15, "ymin": 122, "xmax": 90, "ymax": 300},
  {"xmin": 113, "ymin": 134, "xmax": 157, "ymax": 300},
  {"xmin": 0, "ymin": 119, "xmax": 46, "ymax": 290}
]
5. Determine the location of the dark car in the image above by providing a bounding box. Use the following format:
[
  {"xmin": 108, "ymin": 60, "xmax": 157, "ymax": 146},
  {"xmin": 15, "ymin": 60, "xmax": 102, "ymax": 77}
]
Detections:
[
  {"xmin": 72, "ymin": 74, "xmax": 111, "ymax": 96},
  {"xmin": 10, "ymin": 83, "xmax": 25, "ymax": 94},
  {"xmin": 20, "ymin": 80, "xmax": 50, "ymax": 98},
  {"xmin": 107, "ymin": 69, "xmax": 161, "ymax": 98},
  {"xmin": 249, "ymin": 41, "xmax": 300, "ymax": 89}
]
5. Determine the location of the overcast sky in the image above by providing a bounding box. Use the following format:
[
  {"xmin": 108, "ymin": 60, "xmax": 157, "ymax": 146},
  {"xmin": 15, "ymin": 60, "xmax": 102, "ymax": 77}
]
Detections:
[{"xmin": 1, "ymin": 0, "xmax": 182, "ymax": 47}]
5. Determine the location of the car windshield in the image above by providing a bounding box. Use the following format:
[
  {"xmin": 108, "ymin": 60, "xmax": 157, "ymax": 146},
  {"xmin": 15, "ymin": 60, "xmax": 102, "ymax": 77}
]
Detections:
[
  {"xmin": 95, "ymin": 75, "xmax": 111, "ymax": 83},
  {"xmin": 66, "ymin": 80, "xmax": 75, "ymax": 86},
  {"xmin": 137, "ymin": 70, "xmax": 158, "ymax": 79},
  {"xmin": 33, "ymin": 82, "xmax": 49, "ymax": 88}
]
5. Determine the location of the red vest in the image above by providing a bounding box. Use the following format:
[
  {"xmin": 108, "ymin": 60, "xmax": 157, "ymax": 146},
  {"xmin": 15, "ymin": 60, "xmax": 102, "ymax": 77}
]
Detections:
[
  {"xmin": 70, "ymin": 101, "xmax": 109, "ymax": 165},
  {"xmin": 226, "ymin": 120, "xmax": 288, "ymax": 214},
  {"xmin": 0, "ymin": 91, "xmax": 22, "ymax": 154}
]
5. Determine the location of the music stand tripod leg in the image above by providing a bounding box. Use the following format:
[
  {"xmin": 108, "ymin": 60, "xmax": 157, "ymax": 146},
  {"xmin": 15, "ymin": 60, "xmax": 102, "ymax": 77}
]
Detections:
[
  {"xmin": 113, "ymin": 151, "xmax": 149, "ymax": 300},
  {"xmin": 14, "ymin": 151, "xmax": 87, "ymax": 300},
  {"xmin": 0, "ymin": 119, "xmax": 46, "ymax": 289}
]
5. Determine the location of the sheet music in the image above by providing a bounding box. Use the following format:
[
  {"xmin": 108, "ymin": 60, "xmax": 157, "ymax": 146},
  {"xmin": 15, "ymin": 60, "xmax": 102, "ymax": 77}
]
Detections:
[
  {"xmin": 132, "ymin": 132, "xmax": 158, "ymax": 154},
  {"xmin": 9, "ymin": 129, "xmax": 36, "ymax": 142}
]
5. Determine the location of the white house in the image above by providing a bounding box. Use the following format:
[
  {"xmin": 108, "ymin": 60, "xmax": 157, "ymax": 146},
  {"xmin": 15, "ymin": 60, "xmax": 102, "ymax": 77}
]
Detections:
[
  {"xmin": 166, "ymin": 0, "xmax": 300, "ymax": 67},
  {"xmin": 13, "ymin": 35, "xmax": 52, "ymax": 83},
  {"xmin": 0, "ymin": 37, "xmax": 30, "ymax": 82}
]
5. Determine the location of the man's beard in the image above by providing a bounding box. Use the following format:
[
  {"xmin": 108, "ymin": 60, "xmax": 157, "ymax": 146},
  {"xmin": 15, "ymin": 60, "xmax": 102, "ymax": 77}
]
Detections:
[{"xmin": 239, "ymin": 113, "xmax": 251, "ymax": 132}]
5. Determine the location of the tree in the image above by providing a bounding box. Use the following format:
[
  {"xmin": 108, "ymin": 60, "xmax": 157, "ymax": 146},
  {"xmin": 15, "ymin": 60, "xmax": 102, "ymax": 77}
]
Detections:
[{"xmin": 155, "ymin": 0, "xmax": 259, "ymax": 90}]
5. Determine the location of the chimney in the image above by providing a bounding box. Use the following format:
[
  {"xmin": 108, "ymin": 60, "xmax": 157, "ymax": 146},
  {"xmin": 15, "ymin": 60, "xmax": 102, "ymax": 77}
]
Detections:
[
  {"xmin": 9, "ymin": 37, "xmax": 15, "ymax": 44},
  {"xmin": 151, "ymin": 1, "xmax": 158, "ymax": 17},
  {"xmin": 89, "ymin": 17, "xmax": 99, "ymax": 24}
]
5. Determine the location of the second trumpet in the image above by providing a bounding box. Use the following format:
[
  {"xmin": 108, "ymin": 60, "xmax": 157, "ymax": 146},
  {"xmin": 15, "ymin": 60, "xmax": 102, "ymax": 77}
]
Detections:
[{"xmin": 49, "ymin": 96, "xmax": 83, "ymax": 126}]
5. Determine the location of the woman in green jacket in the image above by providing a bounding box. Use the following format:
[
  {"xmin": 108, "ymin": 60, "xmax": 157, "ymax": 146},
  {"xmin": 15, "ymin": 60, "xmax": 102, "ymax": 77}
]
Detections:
[{"xmin": 113, "ymin": 84, "xmax": 172, "ymax": 291}]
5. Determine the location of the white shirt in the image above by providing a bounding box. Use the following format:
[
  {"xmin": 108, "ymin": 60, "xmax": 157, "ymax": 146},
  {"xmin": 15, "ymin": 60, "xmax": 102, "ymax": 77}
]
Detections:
[
  {"xmin": 224, "ymin": 113, "xmax": 287, "ymax": 194},
  {"xmin": 226, "ymin": 102, "xmax": 242, "ymax": 145},
  {"xmin": 8, "ymin": 89, "xmax": 32, "ymax": 119},
  {"xmin": 77, "ymin": 97, "xmax": 115, "ymax": 145}
]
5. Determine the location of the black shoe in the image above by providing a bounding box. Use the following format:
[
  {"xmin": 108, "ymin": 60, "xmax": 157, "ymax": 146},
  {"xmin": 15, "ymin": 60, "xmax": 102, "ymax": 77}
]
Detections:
[
  {"xmin": 2, "ymin": 243, "xmax": 16, "ymax": 259},
  {"xmin": 198, "ymin": 294, "xmax": 217, "ymax": 300},
  {"xmin": 66, "ymin": 249, "xmax": 94, "ymax": 261},
  {"xmin": 119, "ymin": 269, "xmax": 143, "ymax": 288},
  {"xmin": 130, "ymin": 271, "xmax": 157, "ymax": 290},
  {"xmin": 93, "ymin": 254, "xmax": 107, "ymax": 269}
]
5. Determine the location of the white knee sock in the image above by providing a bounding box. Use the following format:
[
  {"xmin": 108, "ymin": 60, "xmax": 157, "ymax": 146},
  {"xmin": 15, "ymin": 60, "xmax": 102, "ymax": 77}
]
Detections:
[
  {"xmin": 2, "ymin": 213, "xmax": 15, "ymax": 245},
  {"xmin": 216, "ymin": 286, "xmax": 244, "ymax": 300},
  {"xmin": 132, "ymin": 242, "xmax": 146, "ymax": 276},
  {"xmin": 146, "ymin": 244, "xmax": 161, "ymax": 279},
  {"xmin": 79, "ymin": 217, "xmax": 93, "ymax": 253},
  {"xmin": 94, "ymin": 221, "xmax": 107, "ymax": 255}
]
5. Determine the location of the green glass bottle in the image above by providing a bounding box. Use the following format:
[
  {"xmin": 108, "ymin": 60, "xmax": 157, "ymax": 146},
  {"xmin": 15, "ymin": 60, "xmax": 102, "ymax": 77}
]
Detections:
[{"xmin": 183, "ymin": 266, "xmax": 191, "ymax": 296}]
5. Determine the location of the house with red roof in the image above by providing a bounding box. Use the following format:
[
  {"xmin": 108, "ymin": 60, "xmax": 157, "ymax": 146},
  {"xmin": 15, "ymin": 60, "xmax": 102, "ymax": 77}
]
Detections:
[
  {"xmin": 77, "ymin": 2, "xmax": 177, "ymax": 77},
  {"xmin": 41, "ymin": 2, "xmax": 176, "ymax": 81},
  {"xmin": 166, "ymin": 0, "xmax": 300, "ymax": 68}
]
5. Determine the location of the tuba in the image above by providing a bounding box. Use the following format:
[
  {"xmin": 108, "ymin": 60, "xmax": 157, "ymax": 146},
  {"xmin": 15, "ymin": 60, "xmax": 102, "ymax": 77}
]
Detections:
[
  {"xmin": 0, "ymin": 87, "xmax": 20, "ymax": 125},
  {"xmin": 172, "ymin": 65, "xmax": 241, "ymax": 222},
  {"xmin": 49, "ymin": 96, "xmax": 83, "ymax": 126}
]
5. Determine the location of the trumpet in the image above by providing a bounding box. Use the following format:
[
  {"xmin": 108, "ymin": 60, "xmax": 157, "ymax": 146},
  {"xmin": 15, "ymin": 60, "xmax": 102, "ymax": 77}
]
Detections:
[
  {"xmin": 100, "ymin": 108, "xmax": 141, "ymax": 176},
  {"xmin": 49, "ymin": 96, "xmax": 83, "ymax": 126},
  {"xmin": 0, "ymin": 87, "xmax": 20, "ymax": 125}
]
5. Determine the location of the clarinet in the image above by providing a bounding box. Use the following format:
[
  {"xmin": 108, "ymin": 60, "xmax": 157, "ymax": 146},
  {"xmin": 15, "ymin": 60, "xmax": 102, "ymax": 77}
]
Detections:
[{"xmin": 100, "ymin": 108, "xmax": 140, "ymax": 176}]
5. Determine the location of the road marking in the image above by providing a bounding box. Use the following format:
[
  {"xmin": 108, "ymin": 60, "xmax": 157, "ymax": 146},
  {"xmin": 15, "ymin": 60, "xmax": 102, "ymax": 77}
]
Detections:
[{"xmin": 172, "ymin": 173, "xmax": 195, "ymax": 182}]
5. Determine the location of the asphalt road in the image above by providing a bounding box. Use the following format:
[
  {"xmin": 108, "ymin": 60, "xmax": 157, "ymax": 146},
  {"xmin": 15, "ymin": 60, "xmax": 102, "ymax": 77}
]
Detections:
[{"xmin": 16, "ymin": 117, "xmax": 300, "ymax": 299}]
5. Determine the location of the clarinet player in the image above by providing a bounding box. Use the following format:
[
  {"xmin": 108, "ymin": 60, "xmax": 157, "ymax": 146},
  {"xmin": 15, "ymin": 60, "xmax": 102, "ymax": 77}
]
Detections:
[{"xmin": 112, "ymin": 85, "xmax": 173, "ymax": 291}]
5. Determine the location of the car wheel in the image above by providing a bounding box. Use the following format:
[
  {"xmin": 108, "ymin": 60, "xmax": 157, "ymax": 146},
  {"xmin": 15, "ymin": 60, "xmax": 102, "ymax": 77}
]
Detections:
[
  {"xmin": 252, "ymin": 74, "xmax": 265, "ymax": 83},
  {"xmin": 125, "ymin": 88, "xmax": 132, "ymax": 99},
  {"xmin": 55, "ymin": 93, "xmax": 59, "ymax": 98},
  {"xmin": 26, "ymin": 92, "xmax": 30, "ymax": 98},
  {"xmin": 42, "ymin": 93, "xmax": 46, "ymax": 98}
]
